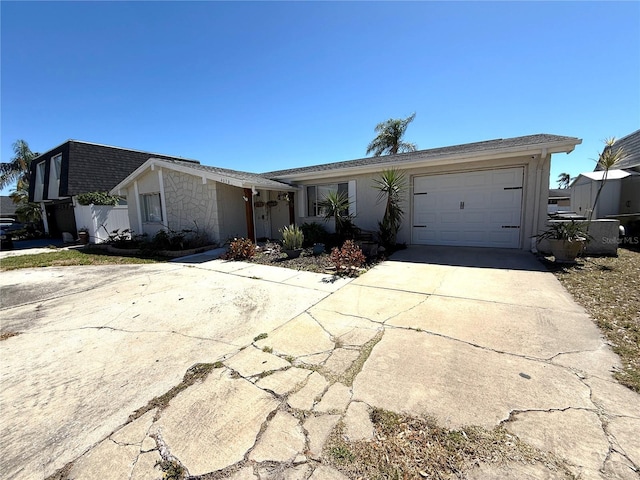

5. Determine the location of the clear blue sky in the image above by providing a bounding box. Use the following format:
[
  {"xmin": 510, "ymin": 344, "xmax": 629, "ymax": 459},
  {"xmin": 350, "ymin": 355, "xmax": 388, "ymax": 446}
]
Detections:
[{"xmin": 1, "ymin": 1, "xmax": 639, "ymax": 197}]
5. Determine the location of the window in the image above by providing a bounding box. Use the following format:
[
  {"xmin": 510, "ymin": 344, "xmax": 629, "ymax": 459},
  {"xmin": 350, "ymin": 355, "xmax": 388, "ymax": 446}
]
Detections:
[
  {"xmin": 141, "ymin": 193, "xmax": 162, "ymax": 222},
  {"xmin": 306, "ymin": 182, "xmax": 349, "ymax": 217},
  {"xmin": 34, "ymin": 162, "xmax": 46, "ymax": 201},
  {"xmin": 48, "ymin": 154, "xmax": 62, "ymax": 199}
]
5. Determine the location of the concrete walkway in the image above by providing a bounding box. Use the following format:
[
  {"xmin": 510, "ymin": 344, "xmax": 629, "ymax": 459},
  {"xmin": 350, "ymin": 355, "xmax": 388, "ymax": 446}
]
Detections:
[{"xmin": 1, "ymin": 247, "xmax": 638, "ymax": 479}]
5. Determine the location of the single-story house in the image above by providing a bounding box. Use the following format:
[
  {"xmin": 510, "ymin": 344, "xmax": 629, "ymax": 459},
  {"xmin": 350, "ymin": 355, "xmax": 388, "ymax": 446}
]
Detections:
[
  {"xmin": 28, "ymin": 140, "xmax": 198, "ymax": 240},
  {"xmin": 548, "ymin": 189, "xmax": 571, "ymax": 214},
  {"xmin": 570, "ymin": 129, "xmax": 640, "ymax": 230},
  {"xmin": 111, "ymin": 133, "xmax": 581, "ymax": 250}
]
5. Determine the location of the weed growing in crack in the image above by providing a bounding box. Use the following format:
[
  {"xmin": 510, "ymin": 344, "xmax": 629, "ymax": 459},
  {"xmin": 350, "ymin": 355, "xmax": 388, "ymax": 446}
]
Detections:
[
  {"xmin": 44, "ymin": 461, "xmax": 74, "ymax": 480},
  {"xmin": 257, "ymin": 370, "xmax": 275, "ymax": 379},
  {"xmin": 0, "ymin": 331, "xmax": 20, "ymax": 341},
  {"xmin": 337, "ymin": 330, "xmax": 383, "ymax": 386},
  {"xmin": 262, "ymin": 346, "xmax": 273, "ymax": 353},
  {"xmin": 253, "ymin": 333, "xmax": 268, "ymax": 342},
  {"xmin": 129, "ymin": 363, "xmax": 217, "ymax": 421},
  {"xmin": 285, "ymin": 355, "xmax": 296, "ymax": 364},
  {"xmin": 156, "ymin": 459, "xmax": 186, "ymax": 480}
]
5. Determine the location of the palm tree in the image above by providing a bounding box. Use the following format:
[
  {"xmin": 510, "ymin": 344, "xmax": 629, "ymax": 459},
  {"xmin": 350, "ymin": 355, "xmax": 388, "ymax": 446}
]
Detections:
[
  {"xmin": 373, "ymin": 169, "xmax": 406, "ymax": 247},
  {"xmin": 589, "ymin": 137, "xmax": 627, "ymax": 221},
  {"xmin": 0, "ymin": 140, "xmax": 37, "ymax": 190},
  {"xmin": 557, "ymin": 172, "xmax": 571, "ymax": 189},
  {"xmin": 318, "ymin": 190, "xmax": 352, "ymax": 238},
  {"xmin": 366, "ymin": 113, "xmax": 417, "ymax": 156}
]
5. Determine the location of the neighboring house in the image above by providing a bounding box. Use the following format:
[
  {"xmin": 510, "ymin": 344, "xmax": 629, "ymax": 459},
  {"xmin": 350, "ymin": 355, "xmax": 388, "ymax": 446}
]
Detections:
[
  {"xmin": 547, "ymin": 189, "xmax": 571, "ymax": 214},
  {"xmin": 1, "ymin": 196, "xmax": 17, "ymax": 220},
  {"xmin": 111, "ymin": 133, "xmax": 581, "ymax": 250},
  {"xmin": 570, "ymin": 129, "xmax": 640, "ymax": 229},
  {"xmin": 28, "ymin": 140, "xmax": 198, "ymax": 239}
]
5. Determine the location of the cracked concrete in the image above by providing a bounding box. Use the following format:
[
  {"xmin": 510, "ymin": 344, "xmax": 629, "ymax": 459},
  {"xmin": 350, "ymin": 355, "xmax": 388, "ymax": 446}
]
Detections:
[{"xmin": 2, "ymin": 247, "xmax": 639, "ymax": 480}]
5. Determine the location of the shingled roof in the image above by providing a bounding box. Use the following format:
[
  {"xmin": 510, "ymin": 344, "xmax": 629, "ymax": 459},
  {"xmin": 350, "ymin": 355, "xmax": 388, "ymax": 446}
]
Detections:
[
  {"xmin": 145, "ymin": 158, "xmax": 292, "ymax": 190},
  {"xmin": 595, "ymin": 129, "xmax": 640, "ymax": 171},
  {"xmin": 1, "ymin": 196, "xmax": 17, "ymax": 216},
  {"xmin": 263, "ymin": 134, "xmax": 581, "ymax": 178},
  {"xmin": 31, "ymin": 140, "xmax": 200, "ymax": 198}
]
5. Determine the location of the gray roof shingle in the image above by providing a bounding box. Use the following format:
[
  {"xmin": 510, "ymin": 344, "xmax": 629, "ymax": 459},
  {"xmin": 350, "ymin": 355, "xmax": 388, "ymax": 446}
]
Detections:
[
  {"xmin": 1, "ymin": 196, "xmax": 17, "ymax": 216},
  {"xmin": 149, "ymin": 158, "xmax": 293, "ymax": 190},
  {"xmin": 263, "ymin": 134, "xmax": 580, "ymax": 178},
  {"xmin": 64, "ymin": 141, "xmax": 199, "ymax": 196},
  {"xmin": 596, "ymin": 129, "xmax": 640, "ymax": 171}
]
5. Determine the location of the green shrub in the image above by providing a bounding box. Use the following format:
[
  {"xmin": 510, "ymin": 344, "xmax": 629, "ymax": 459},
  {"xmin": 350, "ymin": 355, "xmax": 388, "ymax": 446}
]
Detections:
[
  {"xmin": 76, "ymin": 191, "xmax": 121, "ymax": 206},
  {"xmin": 145, "ymin": 222, "xmax": 211, "ymax": 251},
  {"xmin": 330, "ymin": 240, "xmax": 366, "ymax": 275},
  {"xmin": 280, "ymin": 224, "xmax": 304, "ymax": 250},
  {"xmin": 224, "ymin": 238, "xmax": 256, "ymax": 260},
  {"xmin": 300, "ymin": 222, "xmax": 328, "ymax": 247}
]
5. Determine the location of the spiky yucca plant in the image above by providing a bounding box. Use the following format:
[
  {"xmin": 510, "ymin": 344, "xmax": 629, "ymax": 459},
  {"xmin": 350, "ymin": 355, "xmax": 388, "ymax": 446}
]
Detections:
[{"xmin": 373, "ymin": 168, "xmax": 406, "ymax": 247}]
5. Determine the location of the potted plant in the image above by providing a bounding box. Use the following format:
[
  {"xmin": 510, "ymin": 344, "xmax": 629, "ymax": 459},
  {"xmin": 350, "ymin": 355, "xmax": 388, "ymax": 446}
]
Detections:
[
  {"xmin": 280, "ymin": 224, "xmax": 304, "ymax": 258},
  {"xmin": 535, "ymin": 220, "xmax": 591, "ymax": 263}
]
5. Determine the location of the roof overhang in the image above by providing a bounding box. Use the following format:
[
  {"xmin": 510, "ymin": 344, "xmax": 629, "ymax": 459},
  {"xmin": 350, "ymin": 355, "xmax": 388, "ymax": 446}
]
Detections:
[
  {"xmin": 110, "ymin": 158, "xmax": 293, "ymax": 195},
  {"xmin": 269, "ymin": 137, "xmax": 582, "ymax": 182},
  {"xmin": 570, "ymin": 169, "xmax": 634, "ymax": 186}
]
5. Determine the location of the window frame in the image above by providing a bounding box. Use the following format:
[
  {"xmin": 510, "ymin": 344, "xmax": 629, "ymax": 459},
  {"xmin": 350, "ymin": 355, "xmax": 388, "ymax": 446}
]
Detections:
[
  {"xmin": 34, "ymin": 162, "xmax": 46, "ymax": 201},
  {"xmin": 306, "ymin": 182, "xmax": 350, "ymax": 217},
  {"xmin": 141, "ymin": 193, "xmax": 163, "ymax": 223}
]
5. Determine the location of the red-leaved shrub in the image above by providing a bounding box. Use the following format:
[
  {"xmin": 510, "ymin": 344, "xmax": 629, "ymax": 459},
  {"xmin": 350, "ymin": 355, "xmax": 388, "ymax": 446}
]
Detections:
[
  {"xmin": 330, "ymin": 240, "xmax": 366, "ymax": 275},
  {"xmin": 224, "ymin": 238, "xmax": 256, "ymax": 260}
]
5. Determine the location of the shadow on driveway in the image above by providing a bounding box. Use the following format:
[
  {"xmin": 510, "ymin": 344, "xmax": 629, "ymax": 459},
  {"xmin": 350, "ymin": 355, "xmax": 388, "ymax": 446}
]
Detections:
[{"xmin": 389, "ymin": 245, "xmax": 547, "ymax": 272}]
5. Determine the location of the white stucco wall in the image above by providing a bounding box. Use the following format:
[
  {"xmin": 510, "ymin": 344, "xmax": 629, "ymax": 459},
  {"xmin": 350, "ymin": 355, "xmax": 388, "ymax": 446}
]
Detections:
[
  {"xmin": 291, "ymin": 153, "xmax": 549, "ymax": 249},
  {"xmin": 216, "ymin": 182, "xmax": 247, "ymax": 241}
]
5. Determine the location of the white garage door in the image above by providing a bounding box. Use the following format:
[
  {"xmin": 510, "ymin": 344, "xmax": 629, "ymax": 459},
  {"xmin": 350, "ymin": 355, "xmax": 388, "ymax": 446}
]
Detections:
[{"xmin": 412, "ymin": 167, "xmax": 523, "ymax": 248}]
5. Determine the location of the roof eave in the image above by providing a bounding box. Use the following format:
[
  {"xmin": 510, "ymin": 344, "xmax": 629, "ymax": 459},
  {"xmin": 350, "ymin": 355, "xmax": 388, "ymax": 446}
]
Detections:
[
  {"xmin": 271, "ymin": 138, "xmax": 582, "ymax": 181},
  {"xmin": 110, "ymin": 158, "xmax": 293, "ymax": 195}
]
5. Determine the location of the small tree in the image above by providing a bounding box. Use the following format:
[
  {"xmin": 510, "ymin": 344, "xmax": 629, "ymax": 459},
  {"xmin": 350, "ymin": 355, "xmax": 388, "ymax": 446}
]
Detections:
[
  {"xmin": 557, "ymin": 172, "xmax": 570, "ymax": 189},
  {"xmin": 373, "ymin": 168, "xmax": 406, "ymax": 248},
  {"xmin": 589, "ymin": 137, "xmax": 627, "ymax": 221}
]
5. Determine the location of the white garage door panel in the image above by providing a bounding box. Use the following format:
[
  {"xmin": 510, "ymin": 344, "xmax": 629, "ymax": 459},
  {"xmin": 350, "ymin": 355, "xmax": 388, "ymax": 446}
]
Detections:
[{"xmin": 412, "ymin": 167, "xmax": 523, "ymax": 248}]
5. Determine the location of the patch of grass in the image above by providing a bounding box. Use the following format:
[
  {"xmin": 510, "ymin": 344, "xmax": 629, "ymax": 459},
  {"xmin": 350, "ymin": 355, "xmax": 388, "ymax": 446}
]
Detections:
[
  {"xmin": 253, "ymin": 333, "xmax": 268, "ymax": 342},
  {"xmin": 0, "ymin": 331, "xmax": 20, "ymax": 341},
  {"xmin": 0, "ymin": 248, "xmax": 165, "ymax": 271},
  {"xmin": 284, "ymin": 355, "xmax": 296, "ymax": 364},
  {"xmin": 329, "ymin": 445, "xmax": 356, "ymax": 463},
  {"xmin": 129, "ymin": 362, "xmax": 219, "ymax": 421},
  {"xmin": 324, "ymin": 409, "xmax": 573, "ymax": 479},
  {"xmin": 156, "ymin": 459, "xmax": 186, "ymax": 480},
  {"xmin": 552, "ymin": 248, "xmax": 640, "ymax": 392}
]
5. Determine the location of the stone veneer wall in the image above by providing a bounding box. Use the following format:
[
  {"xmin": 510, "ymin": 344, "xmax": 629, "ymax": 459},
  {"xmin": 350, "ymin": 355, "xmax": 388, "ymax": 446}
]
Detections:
[{"xmin": 163, "ymin": 170, "xmax": 220, "ymax": 242}]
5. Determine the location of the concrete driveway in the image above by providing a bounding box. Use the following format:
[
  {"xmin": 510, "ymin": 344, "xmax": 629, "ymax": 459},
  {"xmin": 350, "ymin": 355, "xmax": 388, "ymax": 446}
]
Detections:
[{"xmin": 1, "ymin": 248, "xmax": 638, "ymax": 480}]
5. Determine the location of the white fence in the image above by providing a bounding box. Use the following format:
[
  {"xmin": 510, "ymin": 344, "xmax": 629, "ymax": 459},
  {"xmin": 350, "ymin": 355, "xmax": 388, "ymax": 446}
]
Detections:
[{"xmin": 74, "ymin": 204, "xmax": 130, "ymax": 243}]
